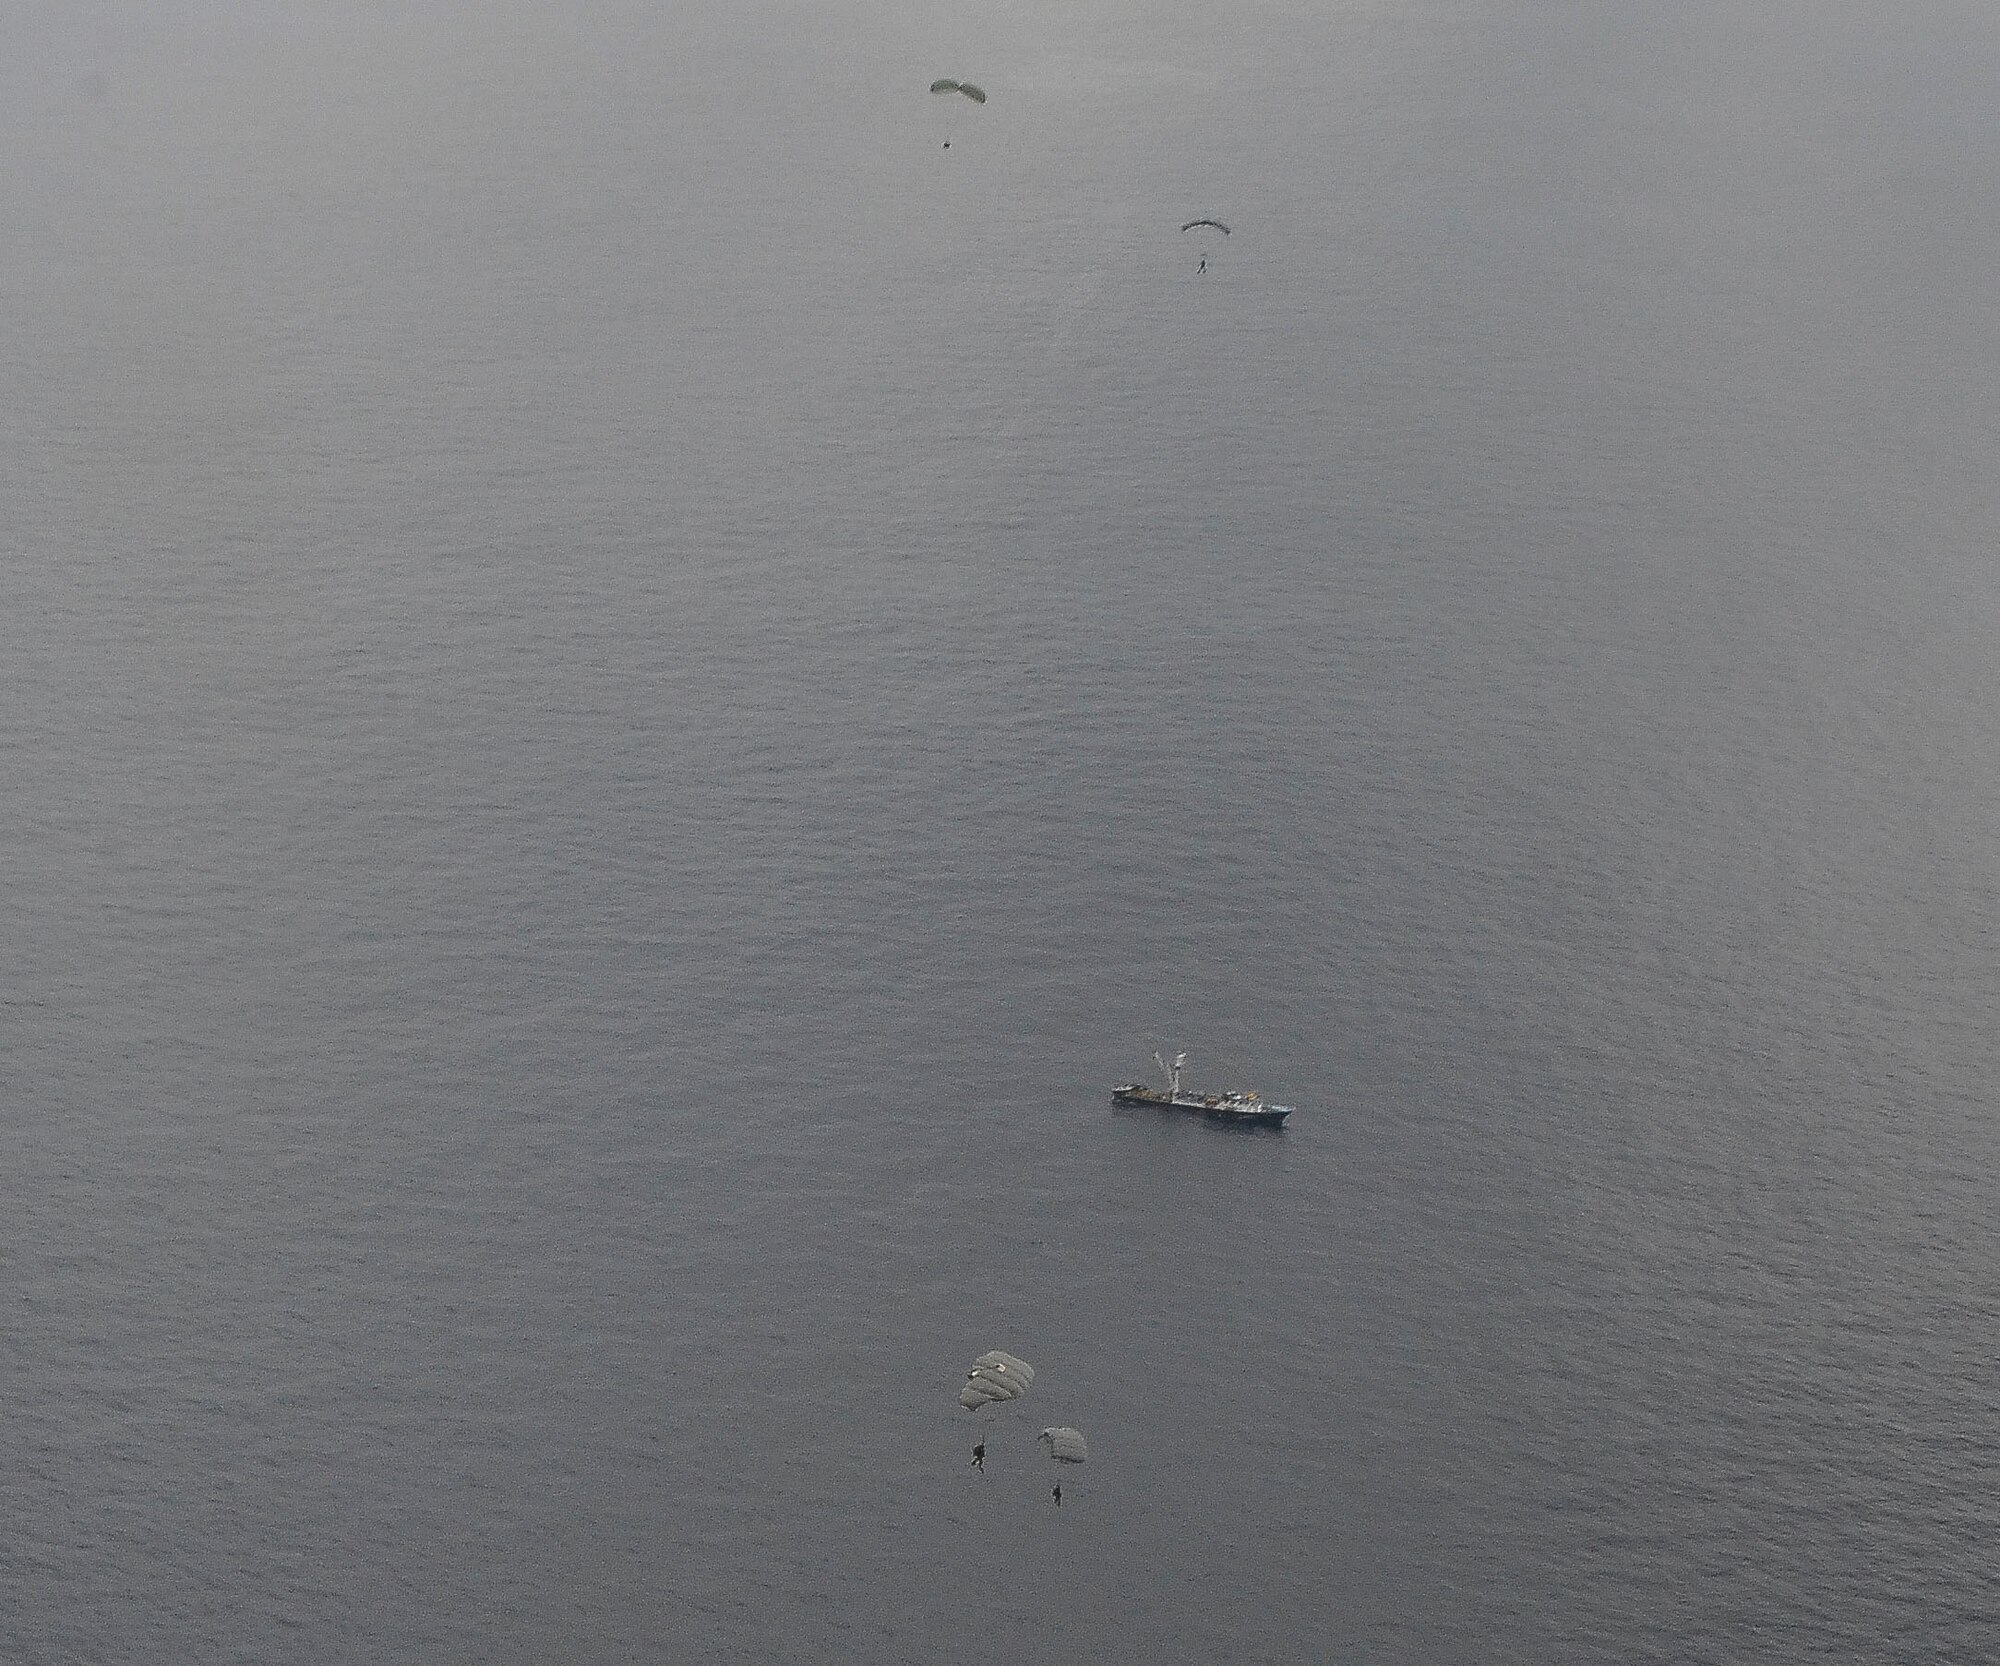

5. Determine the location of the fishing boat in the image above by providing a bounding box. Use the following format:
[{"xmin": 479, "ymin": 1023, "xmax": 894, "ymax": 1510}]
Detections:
[{"xmin": 1111, "ymin": 1052, "xmax": 1292, "ymax": 1127}]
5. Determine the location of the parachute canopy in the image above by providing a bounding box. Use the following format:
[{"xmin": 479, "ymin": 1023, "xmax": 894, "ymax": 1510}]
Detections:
[
  {"xmin": 1039, "ymin": 1427, "xmax": 1088, "ymax": 1463},
  {"xmin": 930, "ymin": 79, "xmax": 988, "ymax": 103},
  {"xmin": 1181, "ymin": 219, "xmax": 1231, "ymax": 235},
  {"xmin": 959, "ymin": 1350, "xmax": 1035, "ymax": 1410}
]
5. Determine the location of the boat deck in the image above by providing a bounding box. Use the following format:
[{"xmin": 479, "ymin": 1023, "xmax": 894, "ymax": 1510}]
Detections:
[{"xmin": 1112, "ymin": 1083, "xmax": 1291, "ymax": 1125}]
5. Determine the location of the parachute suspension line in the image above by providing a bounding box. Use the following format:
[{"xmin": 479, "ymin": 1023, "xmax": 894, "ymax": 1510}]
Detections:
[
  {"xmin": 958, "ymin": 1349, "xmax": 1034, "ymax": 1472},
  {"xmin": 1039, "ymin": 1426, "xmax": 1087, "ymax": 1505},
  {"xmin": 1180, "ymin": 219, "xmax": 1230, "ymax": 273},
  {"xmin": 930, "ymin": 77, "xmax": 986, "ymax": 150}
]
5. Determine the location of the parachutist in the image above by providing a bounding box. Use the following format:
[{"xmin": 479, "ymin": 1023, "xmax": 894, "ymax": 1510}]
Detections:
[
  {"xmin": 1039, "ymin": 1426, "xmax": 1086, "ymax": 1497},
  {"xmin": 1198, "ymin": 256, "xmax": 1206, "ymax": 274},
  {"xmin": 960, "ymin": 1352, "xmax": 1034, "ymax": 1470}
]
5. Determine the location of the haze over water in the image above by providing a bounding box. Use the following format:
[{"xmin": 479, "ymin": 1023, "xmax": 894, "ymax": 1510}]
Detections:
[{"xmin": 6, "ymin": 3, "xmax": 2000, "ymax": 1660}]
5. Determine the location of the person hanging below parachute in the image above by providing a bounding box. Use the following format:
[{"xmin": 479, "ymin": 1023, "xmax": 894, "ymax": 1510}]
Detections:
[{"xmin": 930, "ymin": 78, "xmax": 987, "ymax": 148}]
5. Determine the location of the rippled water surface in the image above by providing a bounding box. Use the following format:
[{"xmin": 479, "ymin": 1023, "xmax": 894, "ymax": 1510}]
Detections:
[{"xmin": 6, "ymin": 3, "xmax": 2000, "ymax": 1661}]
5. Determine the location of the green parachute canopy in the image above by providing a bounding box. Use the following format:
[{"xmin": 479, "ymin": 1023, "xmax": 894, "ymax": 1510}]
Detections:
[
  {"xmin": 930, "ymin": 78, "xmax": 988, "ymax": 103},
  {"xmin": 1039, "ymin": 1427, "xmax": 1088, "ymax": 1464},
  {"xmin": 959, "ymin": 1350, "xmax": 1034, "ymax": 1410}
]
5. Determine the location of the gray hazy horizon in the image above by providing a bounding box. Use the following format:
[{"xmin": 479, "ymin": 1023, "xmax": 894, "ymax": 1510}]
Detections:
[{"xmin": 7, "ymin": 3, "xmax": 2000, "ymax": 1661}]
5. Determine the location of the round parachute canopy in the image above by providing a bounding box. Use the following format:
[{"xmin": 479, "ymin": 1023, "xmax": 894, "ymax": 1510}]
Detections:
[
  {"xmin": 959, "ymin": 1350, "xmax": 1035, "ymax": 1410},
  {"xmin": 1039, "ymin": 1427, "xmax": 1088, "ymax": 1463},
  {"xmin": 1181, "ymin": 219, "xmax": 1231, "ymax": 235},
  {"xmin": 930, "ymin": 78, "xmax": 988, "ymax": 103}
]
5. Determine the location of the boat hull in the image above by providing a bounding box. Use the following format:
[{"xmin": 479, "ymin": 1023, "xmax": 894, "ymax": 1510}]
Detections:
[{"xmin": 1111, "ymin": 1085, "xmax": 1291, "ymax": 1126}]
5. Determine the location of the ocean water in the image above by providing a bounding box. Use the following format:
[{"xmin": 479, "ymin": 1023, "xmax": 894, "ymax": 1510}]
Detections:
[{"xmin": 5, "ymin": 3, "xmax": 2000, "ymax": 1661}]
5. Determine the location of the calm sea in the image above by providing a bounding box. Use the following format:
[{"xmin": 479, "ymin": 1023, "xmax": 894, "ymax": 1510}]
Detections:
[{"xmin": 6, "ymin": 2, "xmax": 2000, "ymax": 1660}]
